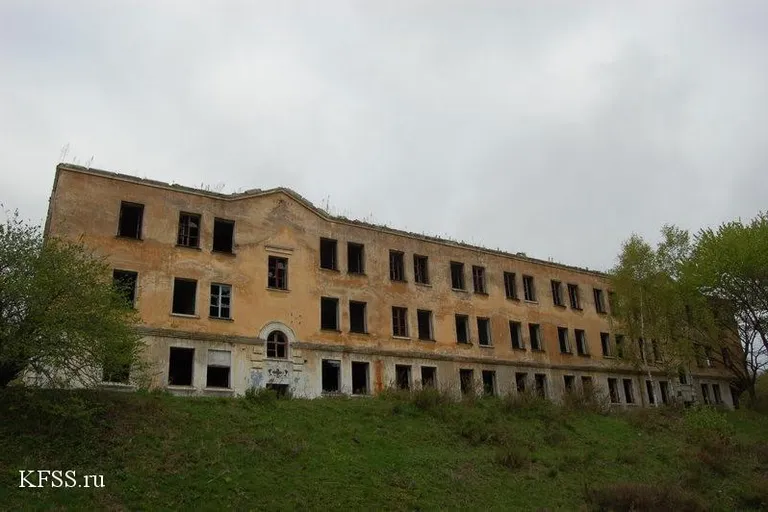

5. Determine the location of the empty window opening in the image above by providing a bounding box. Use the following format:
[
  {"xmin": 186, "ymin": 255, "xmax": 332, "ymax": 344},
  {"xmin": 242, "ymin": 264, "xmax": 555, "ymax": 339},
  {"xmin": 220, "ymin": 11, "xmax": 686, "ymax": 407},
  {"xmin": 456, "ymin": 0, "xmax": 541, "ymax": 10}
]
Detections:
[
  {"xmin": 417, "ymin": 309, "xmax": 433, "ymax": 340},
  {"xmin": 510, "ymin": 321, "xmax": 523, "ymax": 350},
  {"xmin": 504, "ymin": 272, "xmax": 517, "ymax": 299},
  {"xmin": 701, "ymin": 384, "xmax": 711, "ymax": 405},
  {"xmin": 172, "ymin": 278, "xmax": 197, "ymax": 315},
  {"xmin": 421, "ymin": 366, "xmax": 437, "ymax": 388},
  {"xmin": 534, "ymin": 374, "xmax": 547, "ymax": 398},
  {"xmin": 678, "ymin": 369, "xmax": 688, "ymax": 385},
  {"xmin": 390, "ymin": 250, "xmax": 405, "ymax": 281},
  {"xmin": 477, "ymin": 317, "xmax": 491, "ymax": 346},
  {"xmin": 564, "ymin": 375, "xmax": 575, "ymax": 393},
  {"xmin": 266, "ymin": 331, "xmax": 288, "ymax": 359},
  {"xmin": 623, "ymin": 379, "xmax": 635, "ymax": 404},
  {"xmin": 615, "ymin": 334, "xmax": 625, "ymax": 358},
  {"xmin": 515, "ymin": 372, "xmax": 527, "ymax": 393},
  {"xmin": 212, "ymin": 218, "xmax": 234, "ymax": 253},
  {"xmin": 482, "ymin": 370, "xmax": 496, "ymax": 397},
  {"xmin": 568, "ymin": 284, "xmax": 581, "ymax": 309},
  {"xmin": 451, "ymin": 262, "xmax": 465, "ymax": 290},
  {"xmin": 551, "ymin": 280, "xmax": 564, "ymax": 307},
  {"xmin": 651, "ymin": 340, "xmax": 661, "ymax": 362},
  {"xmin": 392, "ymin": 307, "xmax": 409, "ymax": 337},
  {"xmin": 575, "ymin": 329, "xmax": 588, "ymax": 356},
  {"xmin": 206, "ymin": 349, "xmax": 231, "ymax": 389},
  {"xmin": 267, "ymin": 384, "xmax": 289, "ymax": 397},
  {"xmin": 712, "ymin": 384, "xmax": 722, "ymax": 405},
  {"xmin": 455, "ymin": 314, "xmax": 470, "ymax": 344},
  {"xmin": 348, "ymin": 242, "xmax": 365, "ymax": 274},
  {"xmin": 529, "ymin": 324, "xmax": 542, "ymax": 351},
  {"xmin": 558, "ymin": 327, "xmax": 571, "ymax": 354},
  {"xmin": 177, "ymin": 212, "xmax": 201, "ymax": 248},
  {"xmin": 523, "ymin": 275, "xmax": 536, "ymax": 301},
  {"xmin": 600, "ymin": 332, "xmax": 611, "ymax": 357},
  {"xmin": 320, "ymin": 238, "xmax": 338, "ymax": 270},
  {"xmin": 646, "ymin": 380, "xmax": 656, "ymax": 405},
  {"xmin": 117, "ymin": 201, "xmax": 143, "ymax": 239},
  {"xmin": 168, "ymin": 347, "xmax": 194, "ymax": 386},
  {"xmin": 102, "ymin": 345, "xmax": 130, "ymax": 384},
  {"xmin": 321, "ymin": 297, "xmax": 339, "ymax": 330},
  {"xmin": 352, "ymin": 361, "xmax": 369, "ymax": 395},
  {"xmin": 472, "ymin": 265, "xmax": 487, "ymax": 294},
  {"xmin": 581, "ymin": 376, "xmax": 594, "ymax": 393},
  {"xmin": 608, "ymin": 290, "xmax": 616, "ymax": 314},
  {"xmin": 594, "ymin": 288, "xmax": 606, "ymax": 314},
  {"xmin": 322, "ymin": 359, "xmax": 341, "ymax": 393},
  {"xmin": 113, "ymin": 269, "xmax": 138, "ymax": 306},
  {"xmin": 414, "ymin": 255, "xmax": 429, "ymax": 284},
  {"xmin": 349, "ymin": 301, "xmax": 367, "ymax": 334},
  {"xmin": 268, "ymin": 256, "xmax": 288, "ymax": 290},
  {"xmin": 459, "ymin": 369, "xmax": 474, "ymax": 396},
  {"xmin": 396, "ymin": 365, "xmax": 411, "ymax": 390},
  {"xmin": 659, "ymin": 381, "xmax": 670, "ymax": 405},
  {"xmin": 638, "ymin": 338, "xmax": 649, "ymax": 363},
  {"xmin": 209, "ymin": 283, "xmax": 231, "ymax": 319},
  {"xmin": 608, "ymin": 378, "xmax": 620, "ymax": 403}
]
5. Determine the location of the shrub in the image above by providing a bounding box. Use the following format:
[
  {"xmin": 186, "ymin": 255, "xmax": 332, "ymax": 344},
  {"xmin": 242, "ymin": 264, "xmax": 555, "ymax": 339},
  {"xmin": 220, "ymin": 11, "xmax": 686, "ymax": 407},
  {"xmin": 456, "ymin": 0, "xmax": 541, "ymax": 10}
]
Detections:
[
  {"xmin": 244, "ymin": 387, "xmax": 278, "ymax": 405},
  {"xmin": 410, "ymin": 387, "xmax": 453, "ymax": 412},
  {"xmin": 585, "ymin": 482, "xmax": 706, "ymax": 512},
  {"xmin": 683, "ymin": 406, "xmax": 734, "ymax": 446},
  {"xmin": 495, "ymin": 445, "xmax": 530, "ymax": 470}
]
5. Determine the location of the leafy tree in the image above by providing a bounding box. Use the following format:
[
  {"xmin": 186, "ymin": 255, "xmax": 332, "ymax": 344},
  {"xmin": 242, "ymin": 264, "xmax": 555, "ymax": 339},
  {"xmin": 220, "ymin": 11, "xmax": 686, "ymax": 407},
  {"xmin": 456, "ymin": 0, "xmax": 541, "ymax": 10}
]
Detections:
[
  {"xmin": 609, "ymin": 214, "xmax": 768, "ymax": 405},
  {"xmin": 0, "ymin": 210, "xmax": 143, "ymax": 388}
]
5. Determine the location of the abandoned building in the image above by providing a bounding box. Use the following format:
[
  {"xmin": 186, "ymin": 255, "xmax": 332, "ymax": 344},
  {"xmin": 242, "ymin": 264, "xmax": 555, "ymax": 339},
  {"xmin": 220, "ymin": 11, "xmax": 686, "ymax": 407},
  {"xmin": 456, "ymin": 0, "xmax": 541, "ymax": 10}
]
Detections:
[{"xmin": 44, "ymin": 163, "xmax": 735, "ymax": 407}]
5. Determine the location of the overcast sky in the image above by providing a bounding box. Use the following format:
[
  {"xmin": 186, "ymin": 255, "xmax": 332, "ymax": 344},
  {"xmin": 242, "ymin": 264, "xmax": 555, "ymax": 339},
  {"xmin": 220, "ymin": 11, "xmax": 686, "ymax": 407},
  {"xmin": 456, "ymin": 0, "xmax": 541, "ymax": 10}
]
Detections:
[{"xmin": 1, "ymin": 1, "xmax": 766, "ymax": 271}]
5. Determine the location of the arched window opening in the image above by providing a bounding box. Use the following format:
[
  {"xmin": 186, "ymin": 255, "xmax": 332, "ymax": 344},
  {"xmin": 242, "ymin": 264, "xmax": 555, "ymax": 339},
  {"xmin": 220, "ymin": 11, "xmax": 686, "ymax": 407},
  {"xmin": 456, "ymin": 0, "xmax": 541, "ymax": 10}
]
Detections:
[{"xmin": 267, "ymin": 331, "xmax": 288, "ymax": 359}]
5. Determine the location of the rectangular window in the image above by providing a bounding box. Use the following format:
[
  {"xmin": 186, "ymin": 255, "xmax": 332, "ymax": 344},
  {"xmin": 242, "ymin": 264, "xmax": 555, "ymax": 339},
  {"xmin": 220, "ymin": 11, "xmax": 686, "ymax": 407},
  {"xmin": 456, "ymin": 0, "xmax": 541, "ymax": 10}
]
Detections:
[
  {"xmin": 503, "ymin": 272, "xmax": 518, "ymax": 299},
  {"xmin": 206, "ymin": 349, "xmax": 231, "ymax": 389},
  {"xmin": 392, "ymin": 306, "xmax": 409, "ymax": 337},
  {"xmin": 117, "ymin": 201, "xmax": 143, "ymax": 239},
  {"xmin": 172, "ymin": 278, "xmax": 197, "ymax": 315},
  {"xmin": 515, "ymin": 372, "xmax": 527, "ymax": 393},
  {"xmin": 349, "ymin": 301, "xmax": 367, "ymax": 334},
  {"xmin": 623, "ymin": 379, "xmax": 635, "ymax": 404},
  {"xmin": 320, "ymin": 297, "xmax": 339, "ymax": 330},
  {"xmin": 646, "ymin": 380, "xmax": 656, "ymax": 405},
  {"xmin": 320, "ymin": 238, "xmax": 338, "ymax": 270},
  {"xmin": 701, "ymin": 384, "xmax": 710, "ymax": 405},
  {"xmin": 417, "ymin": 309, "xmax": 433, "ymax": 340},
  {"xmin": 177, "ymin": 212, "xmax": 201, "ymax": 248},
  {"xmin": 482, "ymin": 370, "xmax": 496, "ymax": 397},
  {"xmin": 534, "ymin": 374, "xmax": 547, "ymax": 398},
  {"xmin": 455, "ymin": 314, "xmax": 470, "ymax": 344},
  {"xmin": 477, "ymin": 317, "xmax": 491, "ymax": 346},
  {"xmin": 450, "ymin": 262, "xmax": 465, "ymax": 290},
  {"xmin": 113, "ymin": 270, "xmax": 138, "ymax": 306},
  {"xmin": 575, "ymin": 329, "xmax": 588, "ymax": 356},
  {"xmin": 396, "ymin": 365, "xmax": 411, "ymax": 390},
  {"xmin": 472, "ymin": 265, "xmax": 487, "ymax": 294},
  {"xmin": 510, "ymin": 321, "xmax": 523, "ymax": 349},
  {"xmin": 266, "ymin": 331, "xmax": 287, "ymax": 359},
  {"xmin": 523, "ymin": 275, "xmax": 536, "ymax": 301},
  {"xmin": 348, "ymin": 242, "xmax": 365, "ymax": 274},
  {"xmin": 659, "ymin": 381, "xmax": 670, "ymax": 405},
  {"xmin": 608, "ymin": 378, "xmax": 620, "ymax": 403},
  {"xmin": 564, "ymin": 375, "xmax": 575, "ymax": 393},
  {"xmin": 414, "ymin": 255, "xmax": 429, "ymax": 284},
  {"xmin": 168, "ymin": 347, "xmax": 194, "ymax": 386},
  {"xmin": 389, "ymin": 250, "xmax": 405, "ymax": 281},
  {"xmin": 529, "ymin": 324, "xmax": 542, "ymax": 351},
  {"xmin": 268, "ymin": 256, "xmax": 288, "ymax": 290},
  {"xmin": 459, "ymin": 369, "xmax": 474, "ymax": 396},
  {"xmin": 209, "ymin": 283, "xmax": 231, "ymax": 319},
  {"xmin": 421, "ymin": 366, "xmax": 437, "ymax": 388},
  {"xmin": 615, "ymin": 334, "xmax": 625, "ymax": 358},
  {"xmin": 558, "ymin": 327, "xmax": 571, "ymax": 354},
  {"xmin": 594, "ymin": 288, "xmax": 606, "ymax": 314},
  {"xmin": 551, "ymin": 280, "xmax": 564, "ymax": 307},
  {"xmin": 212, "ymin": 218, "xmax": 234, "ymax": 253},
  {"xmin": 600, "ymin": 332, "xmax": 611, "ymax": 357},
  {"xmin": 567, "ymin": 284, "xmax": 581, "ymax": 309},
  {"xmin": 679, "ymin": 370, "xmax": 688, "ymax": 385},
  {"xmin": 712, "ymin": 384, "xmax": 723, "ymax": 405},
  {"xmin": 322, "ymin": 359, "xmax": 341, "ymax": 393},
  {"xmin": 352, "ymin": 361, "xmax": 369, "ymax": 395}
]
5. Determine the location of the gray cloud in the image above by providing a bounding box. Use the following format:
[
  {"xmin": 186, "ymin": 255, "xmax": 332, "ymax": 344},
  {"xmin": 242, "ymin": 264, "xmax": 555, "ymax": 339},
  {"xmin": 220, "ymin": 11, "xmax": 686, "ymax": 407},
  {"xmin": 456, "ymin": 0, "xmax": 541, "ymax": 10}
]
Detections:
[{"xmin": 2, "ymin": 0, "xmax": 767, "ymax": 271}]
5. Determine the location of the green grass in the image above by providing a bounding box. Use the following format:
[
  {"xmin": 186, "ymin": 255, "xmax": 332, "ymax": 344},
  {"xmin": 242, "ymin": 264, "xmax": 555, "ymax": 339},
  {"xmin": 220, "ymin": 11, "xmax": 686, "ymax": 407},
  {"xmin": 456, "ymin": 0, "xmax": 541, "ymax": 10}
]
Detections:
[{"xmin": 0, "ymin": 389, "xmax": 766, "ymax": 511}]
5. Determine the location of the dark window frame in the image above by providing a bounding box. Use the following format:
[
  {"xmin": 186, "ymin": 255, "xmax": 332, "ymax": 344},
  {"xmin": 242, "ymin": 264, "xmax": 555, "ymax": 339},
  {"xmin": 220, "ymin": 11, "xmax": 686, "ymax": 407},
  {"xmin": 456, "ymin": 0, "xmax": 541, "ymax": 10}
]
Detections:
[
  {"xmin": 389, "ymin": 250, "xmax": 406, "ymax": 281},
  {"xmin": 172, "ymin": 278, "xmax": 197, "ymax": 316},
  {"xmin": 413, "ymin": 254, "xmax": 429, "ymax": 284},
  {"xmin": 266, "ymin": 330, "xmax": 288, "ymax": 359},
  {"xmin": 417, "ymin": 309, "xmax": 433, "ymax": 341},
  {"xmin": 392, "ymin": 306, "xmax": 409, "ymax": 337},
  {"xmin": 472, "ymin": 265, "xmax": 487, "ymax": 294},
  {"xmin": 593, "ymin": 288, "xmax": 606, "ymax": 314},
  {"xmin": 112, "ymin": 269, "xmax": 138, "ymax": 307},
  {"xmin": 567, "ymin": 283, "xmax": 581, "ymax": 310},
  {"xmin": 267, "ymin": 256, "xmax": 288, "ymax": 290},
  {"xmin": 209, "ymin": 283, "xmax": 231, "ymax": 319},
  {"xmin": 212, "ymin": 218, "xmax": 235, "ymax": 253},
  {"xmin": 320, "ymin": 297, "xmax": 340, "ymax": 331},
  {"xmin": 557, "ymin": 327, "xmax": 571, "ymax": 354},
  {"xmin": 510, "ymin": 321, "xmax": 524, "ymax": 350},
  {"xmin": 319, "ymin": 238, "xmax": 338, "ymax": 271},
  {"xmin": 523, "ymin": 275, "xmax": 536, "ymax": 301},
  {"xmin": 529, "ymin": 323, "xmax": 543, "ymax": 351},
  {"xmin": 347, "ymin": 242, "xmax": 365, "ymax": 274},
  {"xmin": 477, "ymin": 317, "xmax": 492, "ymax": 346},
  {"xmin": 177, "ymin": 212, "xmax": 201, "ymax": 248},
  {"xmin": 349, "ymin": 300, "xmax": 367, "ymax": 334},
  {"xmin": 117, "ymin": 201, "xmax": 144, "ymax": 239},
  {"xmin": 551, "ymin": 280, "xmax": 564, "ymax": 307},
  {"xmin": 455, "ymin": 314, "xmax": 470, "ymax": 344},
  {"xmin": 450, "ymin": 261, "xmax": 466, "ymax": 290}
]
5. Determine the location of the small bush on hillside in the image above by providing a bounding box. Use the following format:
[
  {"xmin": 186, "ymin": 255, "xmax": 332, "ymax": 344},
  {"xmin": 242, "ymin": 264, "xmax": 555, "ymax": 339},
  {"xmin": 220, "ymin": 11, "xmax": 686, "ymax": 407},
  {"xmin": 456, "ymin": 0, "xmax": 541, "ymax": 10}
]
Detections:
[
  {"xmin": 244, "ymin": 387, "xmax": 279, "ymax": 405},
  {"xmin": 585, "ymin": 482, "xmax": 706, "ymax": 512},
  {"xmin": 410, "ymin": 387, "xmax": 453, "ymax": 412},
  {"xmin": 684, "ymin": 406, "xmax": 734, "ymax": 446},
  {"xmin": 495, "ymin": 445, "xmax": 530, "ymax": 470},
  {"xmin": 562, "ymin": 387, "xmax": 610, "ymax": 414},
  {"xmin": 623, "ymin": 405, "xmax": 683, "ymax": 433},
  {"xmin": 501, "ymin": 391, "xmax": 558, "ymax": 421}
]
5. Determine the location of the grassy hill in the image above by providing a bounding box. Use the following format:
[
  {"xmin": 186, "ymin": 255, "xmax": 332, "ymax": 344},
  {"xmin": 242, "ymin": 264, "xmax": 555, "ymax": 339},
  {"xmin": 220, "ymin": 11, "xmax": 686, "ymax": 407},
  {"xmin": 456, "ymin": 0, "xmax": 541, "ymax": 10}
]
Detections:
[{"xmin": 0, "ymin": 389, "xmax": 766, "ymax": 511}]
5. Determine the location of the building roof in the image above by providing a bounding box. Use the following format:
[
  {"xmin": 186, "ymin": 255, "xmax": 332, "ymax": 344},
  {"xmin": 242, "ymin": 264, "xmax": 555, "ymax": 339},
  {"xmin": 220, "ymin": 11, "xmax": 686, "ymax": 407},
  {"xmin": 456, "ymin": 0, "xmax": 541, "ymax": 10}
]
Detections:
[{"xmin": 55, "ymin": 163, "xmax": 609, "ymax": 278}]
